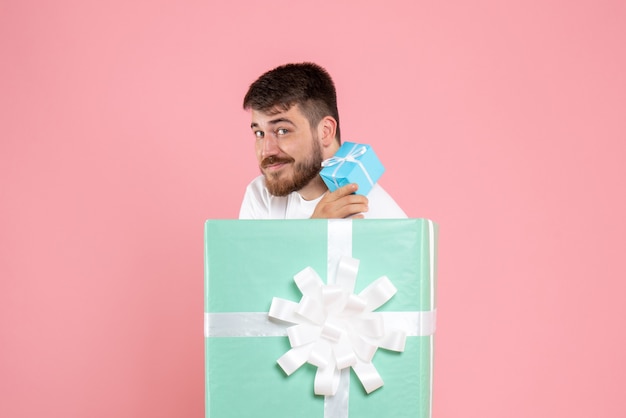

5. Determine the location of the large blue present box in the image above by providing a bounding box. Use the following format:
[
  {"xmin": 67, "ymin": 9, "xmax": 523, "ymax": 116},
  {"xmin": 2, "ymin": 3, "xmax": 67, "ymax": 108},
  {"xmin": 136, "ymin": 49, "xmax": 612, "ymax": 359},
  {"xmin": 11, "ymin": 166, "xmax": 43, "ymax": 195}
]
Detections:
[
  {"xmin": 320, "ymin": 142, "xmax": 385, "ymax": 196},
  {"xmin": 204, "ymin": 219, "xmax": 437, "ymax": 417}
]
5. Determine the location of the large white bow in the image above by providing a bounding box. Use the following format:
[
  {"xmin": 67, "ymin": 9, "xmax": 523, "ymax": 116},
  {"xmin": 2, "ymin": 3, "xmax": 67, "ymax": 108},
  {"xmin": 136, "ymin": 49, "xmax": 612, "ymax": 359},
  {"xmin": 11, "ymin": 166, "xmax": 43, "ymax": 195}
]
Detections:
[{"xmin": 268, "ymin": 256, "xmax": 406, "ymax": 396}]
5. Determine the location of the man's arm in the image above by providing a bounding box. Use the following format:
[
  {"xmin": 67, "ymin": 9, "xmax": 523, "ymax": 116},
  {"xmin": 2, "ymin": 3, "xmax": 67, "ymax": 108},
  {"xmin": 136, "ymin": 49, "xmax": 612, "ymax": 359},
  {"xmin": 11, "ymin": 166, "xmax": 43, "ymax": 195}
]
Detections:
[{"xmin": 310, "ymin": 183, "xmax": 369, "ymax": 219}]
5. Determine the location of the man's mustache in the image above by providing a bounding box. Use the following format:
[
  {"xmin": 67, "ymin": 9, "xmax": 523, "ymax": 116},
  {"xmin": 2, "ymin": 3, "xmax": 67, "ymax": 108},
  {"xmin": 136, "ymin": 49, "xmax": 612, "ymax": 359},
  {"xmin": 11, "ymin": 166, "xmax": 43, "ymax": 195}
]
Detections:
[{"xmin": 261, "ymin": 156, "xmax": 294, "ymax": 169}]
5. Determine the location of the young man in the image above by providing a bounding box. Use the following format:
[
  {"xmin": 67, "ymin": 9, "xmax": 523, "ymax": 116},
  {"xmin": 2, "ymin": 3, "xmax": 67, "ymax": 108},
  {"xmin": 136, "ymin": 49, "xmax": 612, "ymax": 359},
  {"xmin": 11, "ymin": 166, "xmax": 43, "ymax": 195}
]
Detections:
[{"xmin": 239, "ymin": 62, "xmax": 407, "ymax": 219}]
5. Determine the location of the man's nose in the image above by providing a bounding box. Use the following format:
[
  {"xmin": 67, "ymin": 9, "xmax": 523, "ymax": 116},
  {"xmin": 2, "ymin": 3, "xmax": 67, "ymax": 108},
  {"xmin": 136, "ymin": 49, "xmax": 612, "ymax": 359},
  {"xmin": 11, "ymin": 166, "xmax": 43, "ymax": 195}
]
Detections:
[{"xmin": 261, "ymin": 134, "xmax": 279, "ymax": 157}]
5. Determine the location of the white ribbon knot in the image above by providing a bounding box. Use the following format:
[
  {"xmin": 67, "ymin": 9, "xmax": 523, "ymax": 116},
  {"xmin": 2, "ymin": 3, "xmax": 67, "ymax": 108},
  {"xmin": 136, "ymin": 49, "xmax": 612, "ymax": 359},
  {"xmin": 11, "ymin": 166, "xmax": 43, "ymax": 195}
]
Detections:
[
  {"xmin": 321, "ymin": 143, "xmax": 374, "ymax": 188},
  {"xmin": 268, "ymin": 256, "xmax": 407, "ymax": 396}
]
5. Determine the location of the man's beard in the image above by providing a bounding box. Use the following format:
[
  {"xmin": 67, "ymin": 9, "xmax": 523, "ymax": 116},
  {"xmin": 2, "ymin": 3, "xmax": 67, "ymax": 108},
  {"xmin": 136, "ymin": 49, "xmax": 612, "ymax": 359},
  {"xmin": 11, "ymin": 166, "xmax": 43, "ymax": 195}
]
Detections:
[{"xmin": 261, "ymin": 140, "xmax": 323, "ymax": 197}]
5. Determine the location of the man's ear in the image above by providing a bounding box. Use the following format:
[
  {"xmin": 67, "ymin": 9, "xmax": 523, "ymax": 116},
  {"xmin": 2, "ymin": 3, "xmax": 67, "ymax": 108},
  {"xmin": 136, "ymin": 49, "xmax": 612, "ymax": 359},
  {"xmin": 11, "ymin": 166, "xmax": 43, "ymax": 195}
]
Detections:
[{"xmin": 318, "ymin": 116, "xmax": 337, "ymax": 148}]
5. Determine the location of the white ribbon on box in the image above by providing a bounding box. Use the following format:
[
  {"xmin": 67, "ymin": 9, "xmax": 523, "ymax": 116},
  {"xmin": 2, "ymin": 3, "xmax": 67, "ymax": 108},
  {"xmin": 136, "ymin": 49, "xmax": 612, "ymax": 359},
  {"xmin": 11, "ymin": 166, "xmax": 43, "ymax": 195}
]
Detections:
[
  {"xmin": 321, "ymin": 143, "xmax": 374, "ymax": 189},
  {"xmin": 269, "ymin": 257, "xmax": 407, "ymax": 396},
  {"xmin": 204, "ymin": 219, "xmax": 437, "ymax": 418}
]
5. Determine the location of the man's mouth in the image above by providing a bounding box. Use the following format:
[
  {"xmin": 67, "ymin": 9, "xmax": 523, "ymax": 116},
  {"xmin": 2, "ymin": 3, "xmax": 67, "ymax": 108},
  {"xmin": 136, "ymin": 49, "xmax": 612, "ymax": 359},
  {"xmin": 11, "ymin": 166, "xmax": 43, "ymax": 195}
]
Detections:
[{"xmin": 265, "ymin": 163, "xmax": 285, "ymax": 171}]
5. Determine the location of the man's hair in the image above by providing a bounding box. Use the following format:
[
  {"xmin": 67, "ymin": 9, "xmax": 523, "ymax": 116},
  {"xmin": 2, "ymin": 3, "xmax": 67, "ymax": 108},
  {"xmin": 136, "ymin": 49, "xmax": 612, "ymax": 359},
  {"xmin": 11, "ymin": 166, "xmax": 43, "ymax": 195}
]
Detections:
[{"xmin": 243, "ymin": 62, "xmax": 341, "ymax": 142}]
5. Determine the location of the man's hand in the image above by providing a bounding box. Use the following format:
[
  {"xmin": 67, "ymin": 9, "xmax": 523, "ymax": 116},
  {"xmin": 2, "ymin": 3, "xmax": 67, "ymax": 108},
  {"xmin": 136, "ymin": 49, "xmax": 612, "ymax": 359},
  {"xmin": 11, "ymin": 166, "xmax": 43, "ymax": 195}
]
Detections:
[{"xmin": 311, "ymin": 183, "xmax": 368, "ymax": 219}]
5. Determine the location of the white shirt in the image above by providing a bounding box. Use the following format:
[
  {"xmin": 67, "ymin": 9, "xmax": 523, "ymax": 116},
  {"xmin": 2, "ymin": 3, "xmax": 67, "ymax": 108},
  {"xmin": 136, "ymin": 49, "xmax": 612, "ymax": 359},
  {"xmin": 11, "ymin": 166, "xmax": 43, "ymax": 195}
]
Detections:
[{"xmin": 239, "ymin": 175, "xmax": 407, "ymax": 219}]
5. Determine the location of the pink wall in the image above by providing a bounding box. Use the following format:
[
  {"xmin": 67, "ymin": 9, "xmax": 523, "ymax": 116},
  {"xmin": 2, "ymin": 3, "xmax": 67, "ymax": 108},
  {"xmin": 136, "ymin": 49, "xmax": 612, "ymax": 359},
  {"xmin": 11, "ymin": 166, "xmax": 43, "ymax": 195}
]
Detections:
[{"xmin": 1, "ymin": 1, "xmax": 625, "ymax": 417}]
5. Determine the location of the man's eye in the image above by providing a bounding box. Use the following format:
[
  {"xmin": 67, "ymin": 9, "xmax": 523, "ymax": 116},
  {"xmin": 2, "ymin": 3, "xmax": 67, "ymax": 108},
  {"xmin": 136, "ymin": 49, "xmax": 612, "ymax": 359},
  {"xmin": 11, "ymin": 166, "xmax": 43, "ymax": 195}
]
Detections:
[
  {"xmin": 254, "ymin": 131, "xmax": 264, "ymax": 139},
  {"xmin": 276, "ymin": 128, "xmax": 288, "ymax": 135}
]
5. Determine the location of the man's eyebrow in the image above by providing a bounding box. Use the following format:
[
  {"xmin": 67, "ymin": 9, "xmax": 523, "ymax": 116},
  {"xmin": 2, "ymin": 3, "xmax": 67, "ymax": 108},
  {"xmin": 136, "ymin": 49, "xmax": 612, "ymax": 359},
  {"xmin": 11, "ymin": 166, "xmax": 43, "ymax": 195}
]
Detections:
[
  {"xmin": 268, "ymin": 117, "xmax": 295, "ymax": 125},
  {"xmin": 250, "ymin": 118, "xmax": 296, "ymax": 130}
]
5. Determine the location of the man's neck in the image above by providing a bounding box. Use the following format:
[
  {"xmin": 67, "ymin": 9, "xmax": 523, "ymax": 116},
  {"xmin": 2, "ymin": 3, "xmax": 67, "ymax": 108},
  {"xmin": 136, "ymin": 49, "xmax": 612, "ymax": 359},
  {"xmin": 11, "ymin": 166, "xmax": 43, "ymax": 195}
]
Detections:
[{"xmin": 297, "ymin": 176, "xmax": 328, "ymax": 201}]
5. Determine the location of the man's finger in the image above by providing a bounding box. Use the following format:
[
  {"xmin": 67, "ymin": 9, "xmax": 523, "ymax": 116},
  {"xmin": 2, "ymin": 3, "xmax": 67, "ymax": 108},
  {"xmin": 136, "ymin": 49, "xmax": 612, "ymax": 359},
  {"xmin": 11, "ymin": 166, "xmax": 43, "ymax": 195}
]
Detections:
[{"xmin": 326, "ymin": 183, "xmax": 359, "ymax": 201}]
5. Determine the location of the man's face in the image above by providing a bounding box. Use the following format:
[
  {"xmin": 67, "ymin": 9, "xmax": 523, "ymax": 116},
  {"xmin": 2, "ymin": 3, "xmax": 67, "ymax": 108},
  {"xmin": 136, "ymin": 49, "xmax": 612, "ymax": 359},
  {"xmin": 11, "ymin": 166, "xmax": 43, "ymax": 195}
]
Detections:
[{"xmin": 250, "ymin": 104, "xmax": 323, "ymax": 197}]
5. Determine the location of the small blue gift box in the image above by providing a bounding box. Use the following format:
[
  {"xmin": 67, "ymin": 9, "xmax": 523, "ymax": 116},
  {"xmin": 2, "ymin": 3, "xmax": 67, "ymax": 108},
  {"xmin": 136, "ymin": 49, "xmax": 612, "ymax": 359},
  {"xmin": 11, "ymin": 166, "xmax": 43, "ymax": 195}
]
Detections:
[{"xmin": 320, "ymin": 142, "xmax": 385, "ymax": 196}]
